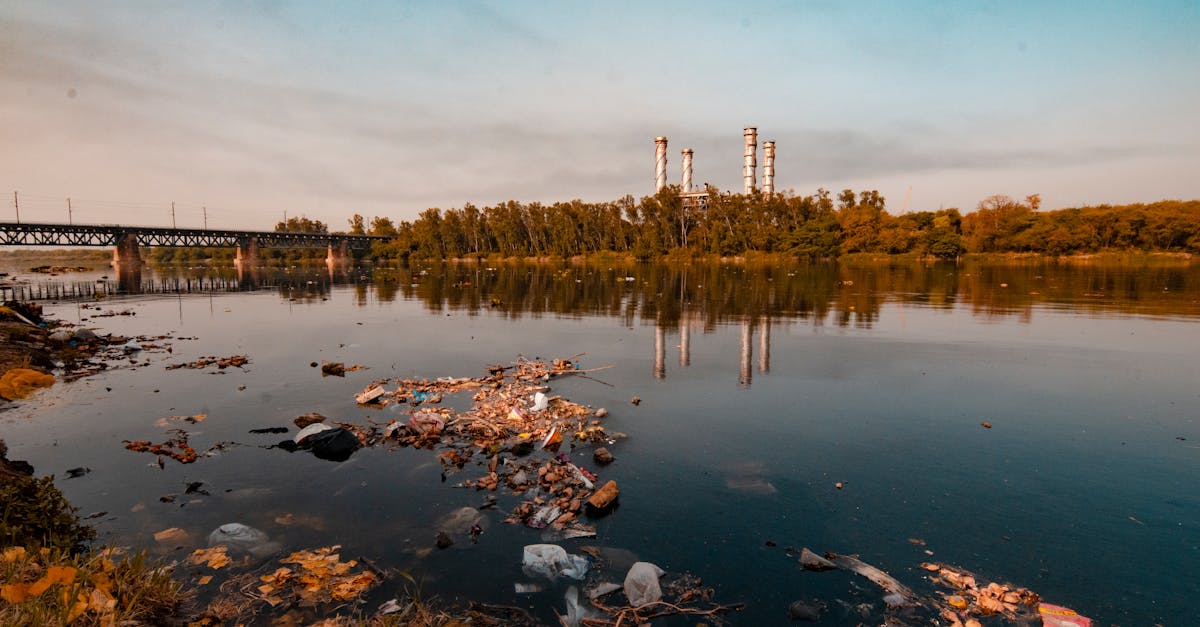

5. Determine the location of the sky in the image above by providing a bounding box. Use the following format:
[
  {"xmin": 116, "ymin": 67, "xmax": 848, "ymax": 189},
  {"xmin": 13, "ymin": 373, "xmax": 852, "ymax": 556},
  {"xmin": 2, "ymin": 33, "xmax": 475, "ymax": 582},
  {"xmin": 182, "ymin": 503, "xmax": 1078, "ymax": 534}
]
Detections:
[{"xmin": 2, "ymin": 1, "xmax": 1198, "ymax": 231}]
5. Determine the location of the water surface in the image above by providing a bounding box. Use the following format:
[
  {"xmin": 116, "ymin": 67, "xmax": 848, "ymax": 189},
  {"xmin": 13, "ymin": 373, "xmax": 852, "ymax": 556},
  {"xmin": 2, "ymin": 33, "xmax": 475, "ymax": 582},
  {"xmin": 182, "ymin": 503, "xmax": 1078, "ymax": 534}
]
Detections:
[{"xmin": 2, "ymin": 259, "xmax": 1198, "ymax": 625}]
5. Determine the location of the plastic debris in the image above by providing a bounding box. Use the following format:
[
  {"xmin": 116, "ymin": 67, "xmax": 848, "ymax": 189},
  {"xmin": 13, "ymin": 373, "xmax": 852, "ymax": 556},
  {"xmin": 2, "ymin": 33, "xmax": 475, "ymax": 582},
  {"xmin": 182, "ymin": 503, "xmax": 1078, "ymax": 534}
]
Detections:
[
  {"xmin": 799, "ymin": 548, "xmax": 836, "ymax": 571},
  {"xmin": 207, "ymin": 523, "xmax": 279, "ymax": 558},
  {"xmin": 521, "ymin": 544, "xmax": 589, "ymax": 581},
  {"xmin": 355, "ymin": 384, "xmax": 386, "ymax": 404},
  {"xmin": 531, "ymin": 391, "xmax": 549, "ymax": 412},
  {"xmin": 623, "ymin": 561, "xmax": 665, "ymax": 607},
  {"xmin": 294, "ymin": 423, "xmax": 334, "ymax": 444},
  {"xmin": 1039, "ymin": 602, "xmax": 1093, "ymax": 626}
]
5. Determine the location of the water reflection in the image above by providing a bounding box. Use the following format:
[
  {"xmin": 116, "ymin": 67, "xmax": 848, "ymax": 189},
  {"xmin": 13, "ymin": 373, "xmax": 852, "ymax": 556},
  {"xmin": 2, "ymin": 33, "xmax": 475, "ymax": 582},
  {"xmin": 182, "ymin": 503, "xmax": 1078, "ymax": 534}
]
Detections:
[{"xmin": 11, "ymin": 259, "xmax": 1200, "ymax": 327}]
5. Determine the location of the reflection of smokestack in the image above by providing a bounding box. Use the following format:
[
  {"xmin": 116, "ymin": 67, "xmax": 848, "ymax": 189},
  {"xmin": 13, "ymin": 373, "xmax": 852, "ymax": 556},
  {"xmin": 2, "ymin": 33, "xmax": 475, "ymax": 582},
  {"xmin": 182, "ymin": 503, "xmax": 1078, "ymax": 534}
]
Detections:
[
  {"xmin": 739, "ymin": 318, "xmax": 752, "ymax": 387},
  {"xmin": 762, "ymin": 141, "xmax": 776, "ymax": 195},
  {"xmin": 679, "ymin": 312, "xmax": 690, "ymax": 367},
  {"xmin": 757, "ymin": 316, "xmax": 770, "ymax": 372},
  {"xmin": 743, "ymin": 127, "xmax": 757, "ymax": 195},
  {"xmin": 681, "ymin": 149, "xmax": 693, "ymax": 192},
  {"xmin": 655, "ymin": 136, "xmax": 668, "ymax": 192},
  {"xmin": 654, "ymin": 324, "xmax": 666, "ymax": 379}
]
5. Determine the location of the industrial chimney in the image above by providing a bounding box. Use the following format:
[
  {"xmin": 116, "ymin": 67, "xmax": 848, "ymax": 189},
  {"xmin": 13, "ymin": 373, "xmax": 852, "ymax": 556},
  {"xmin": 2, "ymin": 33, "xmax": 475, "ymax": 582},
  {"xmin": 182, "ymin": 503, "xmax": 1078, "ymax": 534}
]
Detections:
[
  {"xmin": 743, "ymin": 127, "xmax": 757, "ymax": 195},
  {"xmin": 655, "ymin": 136, "xmax": 669, "ymax": 192},
  {"xmin": 681, "ymin": 148, "xmax": 694, "ymax": 192},
  {"xmin": 762, "ymin": 140, "xmax": 776, "ymax": 195}
]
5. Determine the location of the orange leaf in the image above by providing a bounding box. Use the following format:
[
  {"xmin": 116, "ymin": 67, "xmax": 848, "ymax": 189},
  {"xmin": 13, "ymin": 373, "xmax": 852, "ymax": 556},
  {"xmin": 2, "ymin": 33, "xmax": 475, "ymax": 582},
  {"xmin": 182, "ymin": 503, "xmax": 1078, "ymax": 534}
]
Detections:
[
  {"xmin": 27, "ymin": 565, "xmax": 77, "ymax": 596},
  {"xmin": 1, "ymin": 583, "xmax": 33, "ymax": 603},
  {"xmin": 1, "ymin": 546, "xmax": 27, "ymax": 562},
  {"xmin": 65, "ymin": 591, "xmax": 90, "ymax": 623},
  {"xmin": 198, "ymin": 575, "xmax": 212, "ymax": 585}
]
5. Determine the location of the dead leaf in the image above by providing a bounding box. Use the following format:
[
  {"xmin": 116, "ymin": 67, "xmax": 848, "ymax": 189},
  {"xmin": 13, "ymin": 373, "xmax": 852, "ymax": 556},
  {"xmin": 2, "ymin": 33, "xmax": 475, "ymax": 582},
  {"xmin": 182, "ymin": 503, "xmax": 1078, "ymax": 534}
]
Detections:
[
  {"xmin": 153, "ymin": 527, "xmax": 189, "ymax": 544},
  {"xmin": 188, "ymin": 546, "xmax": 232, "ymax": 569},
  {"xmin": 198, "ymin": 575, "xmax": 213, "ymax": 585}
]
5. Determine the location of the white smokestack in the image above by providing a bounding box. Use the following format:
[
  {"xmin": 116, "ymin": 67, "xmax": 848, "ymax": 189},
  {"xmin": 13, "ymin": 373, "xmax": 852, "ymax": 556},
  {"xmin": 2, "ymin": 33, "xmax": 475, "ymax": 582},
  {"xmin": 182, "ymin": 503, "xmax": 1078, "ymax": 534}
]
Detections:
[
  {"xmin": 743, "ymin": 127, "xmax": 757, "ymax": 195},
  {"xmin": 681, "ymin": 148, "xmax": 693, "ymax": 192},
  {"xmin": 654, "ymin": 136, "xmax": 668, "ymax": 193},
  {"xmin": 762, "ymin": 140, "xmax": 776, "ymax": 195}
]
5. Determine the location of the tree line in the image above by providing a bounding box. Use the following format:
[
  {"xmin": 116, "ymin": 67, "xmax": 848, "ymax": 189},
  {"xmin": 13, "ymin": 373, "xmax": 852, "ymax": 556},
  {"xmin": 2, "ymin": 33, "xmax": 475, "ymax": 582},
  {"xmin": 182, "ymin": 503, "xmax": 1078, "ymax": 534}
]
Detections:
[{"xmin": 342, "ymin": 189, "xmax": 1199, "ymax": 261}]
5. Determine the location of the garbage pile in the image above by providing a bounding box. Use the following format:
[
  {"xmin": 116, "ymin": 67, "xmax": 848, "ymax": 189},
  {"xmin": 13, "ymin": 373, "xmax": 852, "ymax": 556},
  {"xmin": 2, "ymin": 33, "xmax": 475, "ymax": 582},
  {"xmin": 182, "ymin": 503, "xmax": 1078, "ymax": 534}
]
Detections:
[
  {"xmin": 788, "ymin": 547, "xmax": 1092, "ymax": 626},
  {"xmin": 347, "ymin": 357, "xmax": 625, "ymax": 532},
  {"xmin": 165, "ymin": 354, "xmax": 249, "ymax": 370}
]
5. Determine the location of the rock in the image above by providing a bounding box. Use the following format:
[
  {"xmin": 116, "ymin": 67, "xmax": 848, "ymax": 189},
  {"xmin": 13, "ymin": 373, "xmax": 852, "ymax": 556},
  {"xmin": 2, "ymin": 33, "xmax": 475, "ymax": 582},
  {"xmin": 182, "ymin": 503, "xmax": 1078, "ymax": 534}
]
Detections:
[
  {"xmin": 320, "ymin": 361, "xmax": 345, "ymax": 376},
  {"xmin": 72, "ymin": 328, "xmax": 98, "ymax": 342},
  {"xmin": 630, "ymin": 396, "xmax": 641, "ymax": 406},
  {"xmin": 788, "ymin": 600, "xmax": 823, "ymax": 621},
  {"xmin": 593, "ymin": 447, "xmax": 614, "ymax": 465},
  {"xmin": 436, "ymin": 531, "xmax": 454, "ymax": 549},
  {"xmin": 623, "ymin": 561, "xmax": 664, "ymax": 607},
  {"xmin": 293, "ymin": 412, "xmax": 327, "ymax": 428},
  {"xmin": 48, "ymin": 330, "xmax": 72, "ymax": 343},
  {"xmin": 799, "ymin": 548, "xmax": 837, "ymax": 571},
  {"xmin": 309, "ymin": 361, "xmax": 318, "ymax": 368}
]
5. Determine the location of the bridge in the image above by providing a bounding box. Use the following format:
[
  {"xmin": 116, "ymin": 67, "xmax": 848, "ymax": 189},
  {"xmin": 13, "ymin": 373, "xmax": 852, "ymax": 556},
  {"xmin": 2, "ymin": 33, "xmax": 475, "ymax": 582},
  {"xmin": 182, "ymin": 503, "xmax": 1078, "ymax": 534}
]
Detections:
[{"xmin": 0, "ymin": 222, "xmax": 389, "ymax": 266}]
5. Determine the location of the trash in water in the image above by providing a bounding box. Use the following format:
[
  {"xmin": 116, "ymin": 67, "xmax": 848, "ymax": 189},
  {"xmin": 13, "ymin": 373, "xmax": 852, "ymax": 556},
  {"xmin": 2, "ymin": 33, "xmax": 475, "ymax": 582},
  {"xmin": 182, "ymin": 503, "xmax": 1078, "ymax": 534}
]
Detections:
[
  {"xmin": 586, "ymin": 480, "xmax": 619, "ymax": 514},
  {"xmin": 1039, "ymin": 602, "xmax": 1093, "ymax": 626},
  {"xmin": 623, "ymin": 561, "xmax": 665, "ymax": 607},
  {"xmin": 206, "ymin": 522, "xmax": 279, "ymax": 558},
  {"xmin": 285, "ymin": 426, "xmax": 361, "ymax": 462},
  {"xmin": 355, "ymin": 383, "xmax": 386, "ymax": 404},
  {"xmin": 293, "ymin": 412, "xmax": 326, "ymax": 428},
  {"xmin": 294, "ymin": 422, "xmax": 334, "ymax": 444},
  {"xmin": 531, "ymin": 391, "xmax": 549, "ymax": 412},
  {"xmin": 320, "ymin": 361, "xmax": 345, "ymax": 377},
  {"xmin": 799, "ymin": 548, "xmax": 836, "ymax": 571},
  {"xmin": 521, "ymin": 544, "xmax": 589, "ymax": 581}
]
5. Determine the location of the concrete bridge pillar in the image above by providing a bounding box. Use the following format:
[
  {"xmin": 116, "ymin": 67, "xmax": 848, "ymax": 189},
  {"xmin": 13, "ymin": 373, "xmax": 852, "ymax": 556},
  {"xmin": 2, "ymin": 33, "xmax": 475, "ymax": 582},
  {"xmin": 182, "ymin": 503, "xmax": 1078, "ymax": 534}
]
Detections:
[
  {"xmin": 111, "ymin": 232, "xmax": 142, "ymax": 267},
  {"xmin": 115, "ymin": 262, "xmax": 143, "ymax": 294},
  {"xmin": 326, "ymin": 239, "xmax": 350, "ymax": 267},
  {"xmin": 235, "ymin": 237, "xmax": 261, "ymax": 268}
]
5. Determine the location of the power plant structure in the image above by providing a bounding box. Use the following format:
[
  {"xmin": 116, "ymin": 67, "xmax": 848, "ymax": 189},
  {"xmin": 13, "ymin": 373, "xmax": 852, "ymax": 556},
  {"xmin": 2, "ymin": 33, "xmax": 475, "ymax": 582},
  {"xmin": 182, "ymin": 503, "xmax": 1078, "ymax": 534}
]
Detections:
[{"xmin": 653, "ymin": 126, "xmax": 776, "ymax": 202}]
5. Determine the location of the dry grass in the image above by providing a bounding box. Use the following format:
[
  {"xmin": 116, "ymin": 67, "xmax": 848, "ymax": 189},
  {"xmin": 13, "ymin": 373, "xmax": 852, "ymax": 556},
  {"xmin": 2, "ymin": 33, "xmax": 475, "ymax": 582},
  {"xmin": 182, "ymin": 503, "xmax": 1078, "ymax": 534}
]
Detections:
[{"xmin": 0, "ymin": 546, "xmax": 191, "ymax": 626}]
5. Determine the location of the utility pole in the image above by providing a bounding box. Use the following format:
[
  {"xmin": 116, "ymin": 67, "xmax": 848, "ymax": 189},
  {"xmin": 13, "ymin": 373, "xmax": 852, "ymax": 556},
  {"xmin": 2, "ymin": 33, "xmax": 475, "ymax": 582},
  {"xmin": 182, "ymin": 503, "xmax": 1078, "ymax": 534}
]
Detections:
[
  {"xmin": 203, "ymin": 206, "xmax": 207, "ymax": 230},
  {"xmin": 67, "ymin": 197, "xmax": 72, "ymax": 224},
  {"xmin": 13, "ymin": 191, "xmax": 18, "ymax": 224},
  {"xmin": 171, "ymin": 201, "xmax": 176, "ymax": 229}
]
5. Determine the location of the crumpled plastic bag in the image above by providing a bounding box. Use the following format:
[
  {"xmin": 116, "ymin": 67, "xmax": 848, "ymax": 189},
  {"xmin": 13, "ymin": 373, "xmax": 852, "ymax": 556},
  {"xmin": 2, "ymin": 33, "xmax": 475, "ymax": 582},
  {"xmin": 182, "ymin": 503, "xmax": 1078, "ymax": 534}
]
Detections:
[
  {"xmin": 521, "ymin": 544, "xmax": 589, "ymax": 581},
  {"xmin": 207, "ymin": 522, "xmax": 280, "ymax": 558},
  {"xmin": 623, "ymin": 561, "xmax": 665, "ymax": 607}
]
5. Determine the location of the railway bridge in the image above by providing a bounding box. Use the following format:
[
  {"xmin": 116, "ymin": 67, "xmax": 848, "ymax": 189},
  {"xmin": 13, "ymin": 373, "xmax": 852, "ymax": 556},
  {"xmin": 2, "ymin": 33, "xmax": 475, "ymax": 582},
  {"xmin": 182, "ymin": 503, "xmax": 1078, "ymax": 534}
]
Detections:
[{"xmin": 0, "ymin": 222, "xmax": 388, "ymax": 266}]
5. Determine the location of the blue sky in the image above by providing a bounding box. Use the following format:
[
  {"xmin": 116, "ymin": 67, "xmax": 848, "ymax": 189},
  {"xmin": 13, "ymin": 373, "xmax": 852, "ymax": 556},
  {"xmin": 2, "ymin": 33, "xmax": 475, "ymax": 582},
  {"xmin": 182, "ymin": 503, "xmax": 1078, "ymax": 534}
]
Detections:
[{"xmin": 2, "ymin": 1, "xmax": 1197, "ymax": 230}]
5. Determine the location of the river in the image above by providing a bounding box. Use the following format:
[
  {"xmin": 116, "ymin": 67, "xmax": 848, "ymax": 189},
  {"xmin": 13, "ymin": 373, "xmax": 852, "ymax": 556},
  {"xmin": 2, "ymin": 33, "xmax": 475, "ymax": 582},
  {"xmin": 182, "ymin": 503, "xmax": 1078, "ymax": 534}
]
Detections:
[{"xmin": 2, "ymin": 258, "xmax": 1198, "ymax": 625}]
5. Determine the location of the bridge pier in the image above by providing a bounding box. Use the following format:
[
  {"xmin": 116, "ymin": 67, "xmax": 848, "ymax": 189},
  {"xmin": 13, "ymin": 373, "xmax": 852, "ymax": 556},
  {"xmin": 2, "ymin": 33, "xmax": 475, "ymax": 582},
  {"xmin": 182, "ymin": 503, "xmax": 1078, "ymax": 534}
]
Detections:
[
  {"xmin": 326, "ymin": 239, "xmax": 350, "ymax": 267},
  {"xmin": 111, "ymin": 233, "xmax": 142, "ymax": 267},
  {"xmin": 115, "ymin": 262, "xmax": 143, "ymax": 294},
  {"xmin": 235, "ymin": 237, "xmax": 260, "ymax": 268}
]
